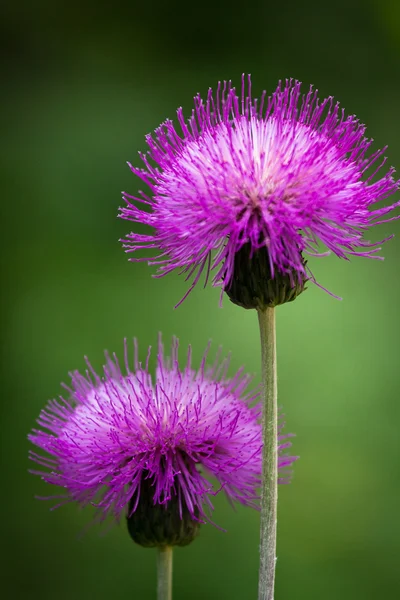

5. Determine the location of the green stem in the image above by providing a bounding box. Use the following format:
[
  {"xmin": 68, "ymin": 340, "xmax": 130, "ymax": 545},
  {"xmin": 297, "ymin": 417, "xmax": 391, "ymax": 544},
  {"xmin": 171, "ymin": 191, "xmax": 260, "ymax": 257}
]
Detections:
[
  {"xmin": 157, "ymin": 546, "xmax": 173, "ymax": 600},
  {"xmin": 257, "ymin": 307, "xmax": 278, "ymax": 600}
]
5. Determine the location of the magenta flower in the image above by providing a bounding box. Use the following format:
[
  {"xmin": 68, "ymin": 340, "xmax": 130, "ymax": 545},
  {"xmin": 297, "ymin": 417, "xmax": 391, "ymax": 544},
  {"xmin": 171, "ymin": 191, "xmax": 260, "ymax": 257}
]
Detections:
[
  {"xmin": 120, "ymin": 76, "xmax": 399, "ymax": 304},
  {"xmin": 28, "ymin": 337, "xmax": 297, "ymax": 542}
]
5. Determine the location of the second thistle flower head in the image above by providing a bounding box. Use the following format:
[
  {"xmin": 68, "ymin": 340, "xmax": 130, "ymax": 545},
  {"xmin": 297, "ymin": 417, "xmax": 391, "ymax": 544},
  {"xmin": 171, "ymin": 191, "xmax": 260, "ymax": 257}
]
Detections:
[
  {"xmin": 29, "ymin": 337, "xmax": 297, "ymax": 547},
  {"xmin": 120, "ymin": 76, "xmax": 399, "ymax": 307}
]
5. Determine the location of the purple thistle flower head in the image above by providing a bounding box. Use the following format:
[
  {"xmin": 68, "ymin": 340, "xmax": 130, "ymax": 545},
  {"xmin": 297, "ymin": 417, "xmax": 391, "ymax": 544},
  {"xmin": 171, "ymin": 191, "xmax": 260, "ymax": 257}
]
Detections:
[
  {"xmin": 120, "ymin": 75, "xmax": 400, "ymax": 306},
  {"xmin": 28, "ymin": 337, "xmax": 297, "ymax": 546}
]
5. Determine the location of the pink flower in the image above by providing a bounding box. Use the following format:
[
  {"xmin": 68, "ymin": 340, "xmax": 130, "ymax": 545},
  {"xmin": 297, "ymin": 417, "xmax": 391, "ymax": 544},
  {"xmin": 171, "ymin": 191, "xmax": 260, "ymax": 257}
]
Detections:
[
  {"xmin": 120, "ymin": 76, "xmax": 399, "ymax": 304},
  {"xmin": 29, "ymin": 337, "xmax": 297, "ymax": 534}
]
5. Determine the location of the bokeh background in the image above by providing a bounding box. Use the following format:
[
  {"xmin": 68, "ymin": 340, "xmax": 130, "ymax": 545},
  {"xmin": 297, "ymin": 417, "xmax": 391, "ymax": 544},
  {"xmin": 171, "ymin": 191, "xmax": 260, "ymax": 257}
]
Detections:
[{"xmin": 2, "ymin": 0, "xmax": 400, "ymax": 598}]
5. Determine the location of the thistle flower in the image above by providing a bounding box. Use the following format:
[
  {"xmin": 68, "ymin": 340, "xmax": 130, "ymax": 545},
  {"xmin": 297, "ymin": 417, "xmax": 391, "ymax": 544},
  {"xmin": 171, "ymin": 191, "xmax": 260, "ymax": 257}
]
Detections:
[
  {"xmin": 120, "ymin": 76, "xmax": 399, "ymax": 307},
  {"xmin": 28, "ymin": 337, "xmax": 297, "ymax": 546}
]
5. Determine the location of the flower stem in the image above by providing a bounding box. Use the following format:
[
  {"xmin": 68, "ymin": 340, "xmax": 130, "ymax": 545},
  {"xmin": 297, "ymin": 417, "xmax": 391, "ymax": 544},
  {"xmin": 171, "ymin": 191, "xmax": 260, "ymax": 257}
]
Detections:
[
  {"xmin": 157, "ymin": 546, "xmax": 173, "ymax": 600},
  {"xmin": 257, "ymin": 307, "xmax": 278, "ymax": 600}
]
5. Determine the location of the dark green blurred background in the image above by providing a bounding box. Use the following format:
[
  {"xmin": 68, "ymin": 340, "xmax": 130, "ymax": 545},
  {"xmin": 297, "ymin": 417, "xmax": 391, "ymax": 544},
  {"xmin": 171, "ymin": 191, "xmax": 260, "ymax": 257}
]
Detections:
[{"xmin": 2, "ymin": 1, "xmax": 400, "ymax": 598}]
